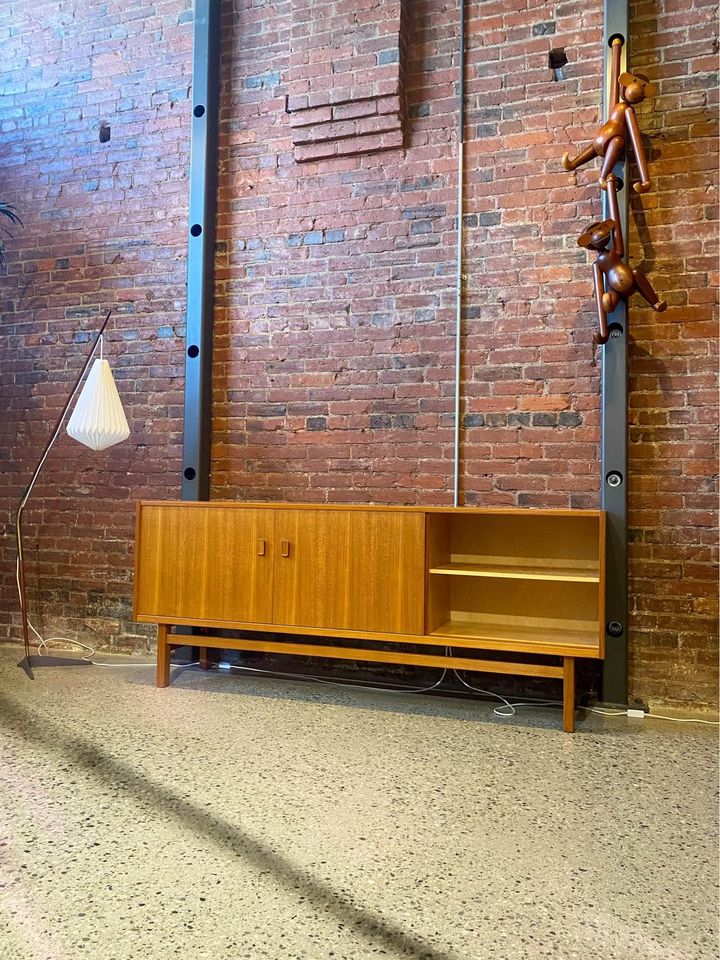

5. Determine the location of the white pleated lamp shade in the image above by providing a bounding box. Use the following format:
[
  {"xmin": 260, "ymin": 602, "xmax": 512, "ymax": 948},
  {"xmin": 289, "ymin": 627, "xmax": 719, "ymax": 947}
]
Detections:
[{"xmin": 66, "ymin": 358, "xmax": 130, "ymax": 451}]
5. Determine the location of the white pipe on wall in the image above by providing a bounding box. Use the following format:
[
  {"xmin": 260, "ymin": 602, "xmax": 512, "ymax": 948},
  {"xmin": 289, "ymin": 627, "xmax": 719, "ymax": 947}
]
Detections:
[{"xmin": 453, "ymin": 0, "xmax": 466, "ymax": 508}]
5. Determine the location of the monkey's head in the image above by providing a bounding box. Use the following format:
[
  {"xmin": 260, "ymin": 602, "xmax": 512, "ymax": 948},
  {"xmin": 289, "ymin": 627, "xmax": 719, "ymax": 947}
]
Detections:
[
  {"xmin": 577, "ymin": 219, "xmax": 614, "ymax": 252},
  {"xmin": 619, "ymin": 72, "xmax": 657, "ymax": 105}
]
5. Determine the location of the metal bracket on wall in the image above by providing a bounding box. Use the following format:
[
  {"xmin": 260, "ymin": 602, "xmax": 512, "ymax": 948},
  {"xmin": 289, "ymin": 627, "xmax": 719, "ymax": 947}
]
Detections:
[
  {"xmin": 181, "ymin": 0, "xmax": 221, "ymax": 502},
  {"xmin": 600, "ymin": 0, "xmax": 630, "ymax": 705}
]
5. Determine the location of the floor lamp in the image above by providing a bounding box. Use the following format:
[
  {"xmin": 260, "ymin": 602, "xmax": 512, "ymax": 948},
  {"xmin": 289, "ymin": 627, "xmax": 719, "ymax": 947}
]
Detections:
[{"xmin": 16, "ymin": 310, "xmax": 130, "ymax": 678}]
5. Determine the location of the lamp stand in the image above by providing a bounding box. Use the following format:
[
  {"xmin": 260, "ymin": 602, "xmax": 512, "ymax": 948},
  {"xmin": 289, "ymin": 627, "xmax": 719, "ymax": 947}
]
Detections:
[{"xmin": 16, "ymin": 311, "xmax": 112, "ymax": 679}]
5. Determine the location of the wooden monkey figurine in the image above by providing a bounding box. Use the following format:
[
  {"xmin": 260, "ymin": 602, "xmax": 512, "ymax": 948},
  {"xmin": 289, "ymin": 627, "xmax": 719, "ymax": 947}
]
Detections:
[
  {"xmin": 562, "ymin": 38, "xmax": 656, "ymax": 194},
  {"xmin": 577, "ymin": 179, "xmax": 666, "ymax": 345}
]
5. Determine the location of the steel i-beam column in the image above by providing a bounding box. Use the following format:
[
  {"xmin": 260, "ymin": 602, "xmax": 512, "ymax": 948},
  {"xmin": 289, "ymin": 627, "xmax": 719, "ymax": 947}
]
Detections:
[
  {"xmin": 181, "ymin": 0, "xmax": 221, "ymax": 502},
  {"xmin": 600, "ymin": 0, "xmax": 630, "ymax": 705}
]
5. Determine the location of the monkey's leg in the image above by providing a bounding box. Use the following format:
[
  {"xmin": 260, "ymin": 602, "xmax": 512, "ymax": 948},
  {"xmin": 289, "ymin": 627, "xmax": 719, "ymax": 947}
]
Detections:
[
  {"xmin": 599, "ymin": 136, "xmax": 625, "ymax": 188},
  {"xmin": 632, "ymin": 268, "xmax": 667, "ymax": 311},
  {"xmin": 562, "ymin": 144, "xmax": 596, "ymax": 172},
  {"xmin": 605, "ymin": 176, "xmax": 625, "ymax": 258},
  {"xmin": 626, "ymin": 109, "xmax": 651, "ymax": 193}
]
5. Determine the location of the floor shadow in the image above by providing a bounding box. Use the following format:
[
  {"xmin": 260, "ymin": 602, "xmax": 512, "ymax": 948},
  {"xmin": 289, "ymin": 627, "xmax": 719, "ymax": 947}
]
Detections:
[{"xmin": 0, "ymin": 691, "xmax": 461, "ymax": 960}]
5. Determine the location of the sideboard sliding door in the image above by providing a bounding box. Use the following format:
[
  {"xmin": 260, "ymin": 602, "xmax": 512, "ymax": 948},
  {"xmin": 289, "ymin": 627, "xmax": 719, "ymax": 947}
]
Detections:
[
  {"xmin": 271, "ymin": 509, "xmax": 425, "ymax": 636},
  {"xmin": 134, "ymin": 504, "xmax": 275, "ymax": 625}
]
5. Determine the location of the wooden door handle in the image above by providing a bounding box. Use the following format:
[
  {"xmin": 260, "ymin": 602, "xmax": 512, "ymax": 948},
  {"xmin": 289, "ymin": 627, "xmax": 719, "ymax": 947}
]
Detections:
[
  {"xmin": 281, "ymin": 539, "xmax": 291, "ymax": 558},
  {"xmin": 257, "ymin": 538, "xmax": 266, "ymax": 557}
]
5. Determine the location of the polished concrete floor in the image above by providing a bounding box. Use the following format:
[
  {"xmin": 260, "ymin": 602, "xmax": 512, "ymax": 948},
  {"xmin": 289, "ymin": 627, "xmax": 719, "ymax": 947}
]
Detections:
[{"xmin": 0, "ymin": 645, "xmax": 717, "ymax": 960}]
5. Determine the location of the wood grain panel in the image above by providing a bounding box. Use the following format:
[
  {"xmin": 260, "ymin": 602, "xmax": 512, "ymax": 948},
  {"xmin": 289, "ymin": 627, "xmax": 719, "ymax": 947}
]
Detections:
[
  {"xmin": 271, "ymin": 509, "xmax": 425, "ymax": 634},
  {"xmin": 450, "ymin": 513, "xmax": 600, "ymax": 565},
  {"xmin": 425, "ymin": 513, "xmax": 451, "ymax": 634},
  {"xmin": 134, "ymin": 504, "xmax": 275, "ymax": 623},
  {"xmin": 429, "ymin": 615, "xmax": 597, "ymax": 650},
  {"xmin": 449, "ymin": 577, "xmax": 599, "ymax": 625}
]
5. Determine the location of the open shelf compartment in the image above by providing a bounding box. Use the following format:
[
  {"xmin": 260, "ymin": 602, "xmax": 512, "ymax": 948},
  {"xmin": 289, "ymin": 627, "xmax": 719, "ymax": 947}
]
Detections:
[{"xmin": 425, "ymin": 511, "xmax": 604, "ymax": 656}]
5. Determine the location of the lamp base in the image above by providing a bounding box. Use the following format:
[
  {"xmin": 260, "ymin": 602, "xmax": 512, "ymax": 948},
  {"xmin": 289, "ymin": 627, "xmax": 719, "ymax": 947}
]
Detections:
[{"xmin": 18, "ymin": 655, "xmax": 93, "ymax": 679}]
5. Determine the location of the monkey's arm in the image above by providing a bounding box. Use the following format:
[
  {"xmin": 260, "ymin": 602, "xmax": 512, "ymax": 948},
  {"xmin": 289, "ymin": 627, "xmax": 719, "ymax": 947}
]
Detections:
[
  {"xmin": 609, "ymin": 38, "xmax": 623, "ymax": 111},
  {"xmin": 592, "ymin": 262, "xmax": 609, "ymax": 344},
  {"xmin": 626, "ymin": 108, "xmax": 651, "ymax": 193},
  {"xmin": 606, "ymin": 176, "xmax": 625, "ymax": 258}
]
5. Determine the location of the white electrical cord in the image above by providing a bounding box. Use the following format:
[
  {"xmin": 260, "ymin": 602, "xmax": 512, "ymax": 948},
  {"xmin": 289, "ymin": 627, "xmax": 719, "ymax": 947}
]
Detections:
[
  {"xmin": 13, "ymin": 331, "xmax": 101, "ymax": 665},
  {"xmin": 639, "ymin": 713, "xmax": 719, "ymax": 726},
  {"xmin": 15, "ymin": 555, "xmax": 96, "ymax": 659},
  {"xmin": 16, "ymin": 554, "xmax": 185, "ymax": 668},
  {"xmin": 453, "ymin": 669, "xmax": 562, "ymax": 716},
  {"xmin": 453, "ymin": 669, "xmax": 719, "ymax": 725},
  {"xmin": 228, "ymin": 662, "xmax": 719, "ymax": 724}
]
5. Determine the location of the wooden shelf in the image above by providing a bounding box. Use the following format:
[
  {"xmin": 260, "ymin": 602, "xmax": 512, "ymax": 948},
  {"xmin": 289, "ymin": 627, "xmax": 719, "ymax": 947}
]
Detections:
[
  {"xmin": 429, "ymin": 559, "xmax": 600, "ymax": 583},
  {"xmin": 430, "ymin": 616, "xmax": 598, "ymax": 650}
]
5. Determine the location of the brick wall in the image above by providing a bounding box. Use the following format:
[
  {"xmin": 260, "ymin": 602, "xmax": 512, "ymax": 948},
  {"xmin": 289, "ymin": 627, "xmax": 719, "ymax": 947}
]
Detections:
[
  {"xmin": 0, "ymin": 0, "xmax": 716, "ymax": 708},
  {"xmin": 628, "ymin": 0, "xmax": 718, "ymax": 706},
  {"xmin": 0, "ymin": 0, "xmax": 192, "ymax": 654}
]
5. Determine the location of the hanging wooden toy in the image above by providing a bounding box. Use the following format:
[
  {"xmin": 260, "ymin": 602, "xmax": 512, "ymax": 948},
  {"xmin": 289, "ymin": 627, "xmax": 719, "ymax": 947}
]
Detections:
[
  {"xmin": 577, "ymin": 177, "xmax": 666, "ymax": 345},
  {"xmin": 562, "ymin": 38, "xmax": 656, "ymax": 194}
]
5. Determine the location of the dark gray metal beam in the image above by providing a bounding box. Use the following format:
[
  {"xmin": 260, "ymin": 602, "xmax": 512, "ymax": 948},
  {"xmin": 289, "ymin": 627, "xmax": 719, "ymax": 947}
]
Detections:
[
  {"xmin": 600, "ymin": 0, "xmax": 630, "ymax": 705},
  {"xmin": 181, "ymin": 0, "xmax": 221, "ymax": 502}
]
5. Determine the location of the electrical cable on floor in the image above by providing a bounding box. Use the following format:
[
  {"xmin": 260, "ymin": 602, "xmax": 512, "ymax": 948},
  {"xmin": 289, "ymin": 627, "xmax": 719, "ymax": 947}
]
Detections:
[
  {"xmin": 224, "ymin": 661, "xmax": 449, "ymax": 695},
  {"xmin": 224, "ymin": 662, "xmax": 718, "ymax": 725},
  {"xmin": 452, "ymin": 668, "xmax": 719, "ymax": 724},
  {"xmin": 220, "ymin": 643, "xmax": 460, "ymax": 695},
  {"xmin": 91, "ymin": 659, "xmax": 200, "ymax": 668},
  {"xmin": 637, "ymin": 713, "xmax": 719, "ymax": 725},
  {"xmin": 16, "ymin": 557, "xmax": 97, "ymax": 658},
  {"xmin": 453, "ymin": 668, "xmax": 562, "ymax": 716},
  {"xmin": 16, "ymin": 558, "xmax": 191, "ymax": 668}
]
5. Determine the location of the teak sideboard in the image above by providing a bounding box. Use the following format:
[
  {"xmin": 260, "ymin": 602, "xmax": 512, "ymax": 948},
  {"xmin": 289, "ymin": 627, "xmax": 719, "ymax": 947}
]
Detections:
[{"xmin": 133, "ymin": 501, "xmax": 606, "ymax": 732}]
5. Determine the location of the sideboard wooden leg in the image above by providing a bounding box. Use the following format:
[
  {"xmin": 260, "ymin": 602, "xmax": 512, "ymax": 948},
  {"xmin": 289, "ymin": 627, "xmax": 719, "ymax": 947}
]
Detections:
[
  {"xmin": 199, "ymin": 647, "xmax": 212, "ymax": 670},
  {"xmin": 562, "ymin": 657, "xmax": 576, "ymax": 732},
  {"xmin": 156, "ymin": 624, "xmax": 171, "ymax": 688}
]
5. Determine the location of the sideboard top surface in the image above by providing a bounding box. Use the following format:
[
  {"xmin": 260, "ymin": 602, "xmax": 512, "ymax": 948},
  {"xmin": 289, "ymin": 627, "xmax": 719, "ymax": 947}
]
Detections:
[{"xmin": 137, "ymin": 500, "xmax": 604, "ymax": 518}]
